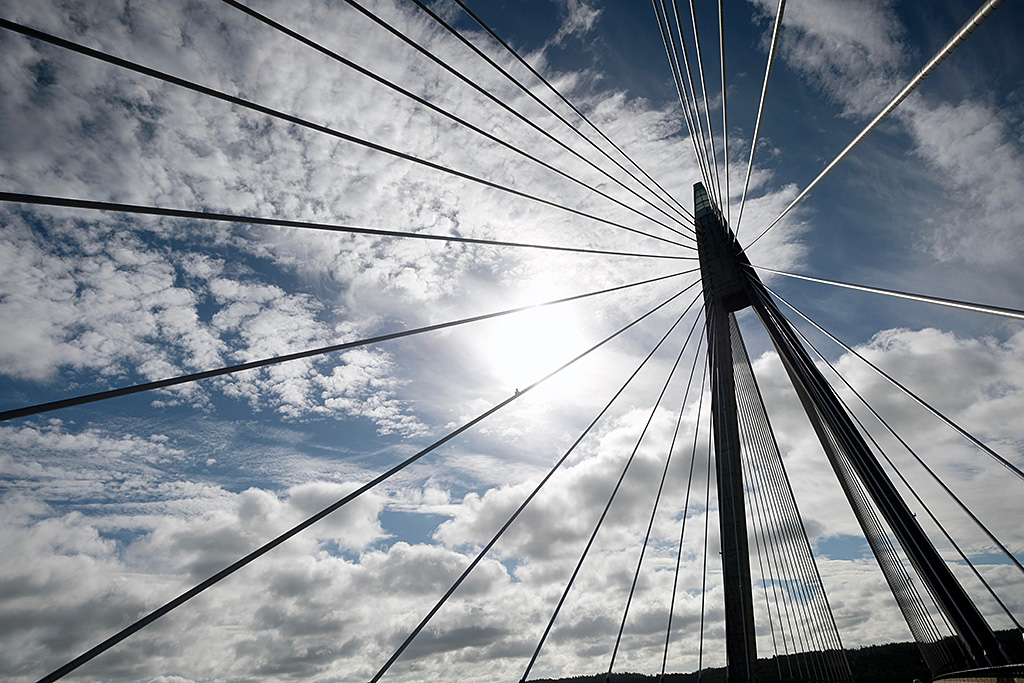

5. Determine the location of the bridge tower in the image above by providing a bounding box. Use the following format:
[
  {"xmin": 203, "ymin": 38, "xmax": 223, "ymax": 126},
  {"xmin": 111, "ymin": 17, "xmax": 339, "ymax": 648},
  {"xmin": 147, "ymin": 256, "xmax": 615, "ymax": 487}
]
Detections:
[
  {"xmin": 693, "ymin": 182, "xmax": 1010, "ymax": 681},
  {"xmin": 695, "ymin": 183, "xmax": 759, "ymax": 682}
]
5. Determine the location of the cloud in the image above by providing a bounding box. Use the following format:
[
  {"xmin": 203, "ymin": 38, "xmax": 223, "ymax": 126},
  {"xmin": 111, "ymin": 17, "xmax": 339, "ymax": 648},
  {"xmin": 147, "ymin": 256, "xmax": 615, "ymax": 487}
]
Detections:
[
  {"xmin": 0, "ymin": 0, "xmax": 725, "ymax": 434},
  {"xmin": 0, "ymin": 212, "xmax": 224, "ymax": 383},
  {"xmin": 551, "ymin": 1, "xmax": 604, "ymax": 46},
  {"xmin": 748, "ymin": 325, "xmax": 1024, "ymax": 611},
  {"xmin": 4, "ymin": 319, "xmax": 1023, "ymax": 680},
  {"xmin": 747, "ymin": 0, "xmax": 1024, "ymax": 268},
  {"xmin": 1, "ymin": 0, "xmax": 1021, "ymax": 680},
  {"xmin": 901, "ymin": 99, "xmax": 1024, "ymax": 265},
  {"xmin": 757, "ymin": 0, "xmax": 907, "ymax": 117}
]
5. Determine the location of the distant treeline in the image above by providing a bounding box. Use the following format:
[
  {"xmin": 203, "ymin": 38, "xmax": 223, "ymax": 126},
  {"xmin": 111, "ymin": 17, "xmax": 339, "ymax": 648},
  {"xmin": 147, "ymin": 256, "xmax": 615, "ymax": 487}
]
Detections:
[{"xmin": 533, "ymin": 630, "xmax": 1024, "ymax": 683}]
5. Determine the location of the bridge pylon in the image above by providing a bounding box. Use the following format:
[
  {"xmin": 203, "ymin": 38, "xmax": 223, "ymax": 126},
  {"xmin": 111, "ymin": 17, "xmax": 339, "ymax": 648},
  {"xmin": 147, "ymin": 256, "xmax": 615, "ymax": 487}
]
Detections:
[
  {"xmin": 692, "ymin": 181, "xmax": 1010, "ymax": 681},
  {"xmin": 695, "ymin": 183, "xmax": 759, "ymax": 683}
]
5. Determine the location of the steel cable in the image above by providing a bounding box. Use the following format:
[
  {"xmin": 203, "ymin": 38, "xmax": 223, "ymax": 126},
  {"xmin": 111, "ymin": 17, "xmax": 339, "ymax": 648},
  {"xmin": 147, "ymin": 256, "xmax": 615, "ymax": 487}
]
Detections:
[
  {"xmin": 750, "ymin": 289, "xmax": 962, "ymax": 671},
  {"xmin": 521, "ymin": 291, "xmax": 705, "ymax": 681},
  {"xmin": 0, "ymin": 191, "xmax": 696, "ymax": 261},
  {"xmin": 697, "ymin": 401, "xmax": 714, "ymax": 681},
  {"xmin": 0, "ymin": 269, "xmax": 697, "ymax": 422},
  {"xmin": 783, "ymin": 312, "xmax": 1024, "ymax": 623},
  {"xmin": 652, "ymin": 0, "xmax": 716, "ymax": 195},
  {"xmin": 406, "ymin": 0, "xmax": 697, "ymax": 232},
  {"xmin": 372, "ymin": 290, "xmax": 706, "ymax": 683},
  {"xmin": 717, "ymin": 0, "xmax": 730, "ymax": 225},
  {"xmin": 0, "ymin": 19, "xmax": 694, "ymax": 252},
  {"xmin": 732, "ymin": 313, "xmax": 849, "ymax": 669},
  {"xmin": 763, "ymin": 282, "xmax": 1024, "ymax": 483},
  {"xmin": 34, "ymin": 273, "xmax": 698, "ymax": 683},
  {"xmin": 753, "ymin": 266, "xmax": 1024, "ymax": 321},
  {"xmin": 743, "ymin": 0, "xmax": 1005, "ymax": 251},
  {"xmin": 669, "ymin": 0, "xmax": 721, "ymax": 206},
  {"xmin": 735, "ymin": 0, "xmax": 785, "ymax": 235},
  {"xmin": 660, "ymin": 355, "xmax": 709, "ymax": 680},
  {"xmin": 451, "ymin": 0, "xmax": 695, "ymax": 221},
  {"xmin": 683, "ymin": 0, "xmax": 724, "ymax": 209},
  {"xmin": 220, "ymin": 0, "xmax": 693, "ymax": 241},
  {"xmin": 607, "ymin": 310, "xmax": 707, "ymax": 677}
]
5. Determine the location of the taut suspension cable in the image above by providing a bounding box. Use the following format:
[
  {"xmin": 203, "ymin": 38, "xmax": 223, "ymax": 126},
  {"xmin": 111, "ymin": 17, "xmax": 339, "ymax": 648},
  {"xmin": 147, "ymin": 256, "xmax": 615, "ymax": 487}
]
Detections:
[
  {"xmin": 0, "ymin": 19, "xmax": 694, "ymax": 251},
  {"xmin": 744, "ymin": 0, "xmax": 1006, "ymax": 250},
  {"xmin": 0, "ymin": 192, "xmax": 695, "ymax": 261},
  {"xmin": 35, "ymin": 278, "xmax": 698, "ymax": 683},
  {"xmin": 0, "ymin": 270, "xmax": 697, "ymax": 422},
  {"xmin": 735, "ymin": 0, "xmax": 786, "ymax": 235}
]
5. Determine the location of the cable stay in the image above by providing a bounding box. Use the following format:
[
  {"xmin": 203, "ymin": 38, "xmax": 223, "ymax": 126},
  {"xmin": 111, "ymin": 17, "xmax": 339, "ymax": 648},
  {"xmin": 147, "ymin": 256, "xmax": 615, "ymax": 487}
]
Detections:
[
  {"xmin": 651, "ymin": 0, "xmax": 708, "ymax": 191},
  {"xmin": 219, "ymin": 0, "xmax": 693, "ymax": 242},
  {"xmin": 742, "ymin": 411, "xmax": 792, "ymax": 679},
  {"xmin": 34, "ymin": 277, "xmax": 698, "ymax": 683},
  {"xmin": 755, "ymin": 292, "xmax": 964, "ymax": 672},
  {"xmin": 0, "ymin": 19, "xmax": 694, "ymax": 252},
  {"xmin": 406, "ymin": 0, "xmax": 697, "ymax": 231},
  {"xmin": 666, "ymin": 0, "xmax": 721, "ymax": 205},
  {"xmin": 738, "ymin": 373, "xmax": 804, "ymax": 672},
  {"xmin": 841, "ymin": 403, "xmax": 1024, "ymax": 633},
  {"xmin": 450, "ymin": 0, "xmax": 695, "ymax": 222},
  {"xmin": 0, "ymin": 269, "xmax": 697, "ymax": 423},
  {"xmin": 697, "ymin": 400, "xmax": 715, "ymax": 679},
  {"xmin": 784, "ymin": 310, "xmax": 1024, "ymax": 583},
  {"xmin": 754, "ymin": 266, "xmax": 1024, "ymax": 320},
  {"xmin": 735, "ymin": 0, "xmax": 786, "ymax": 236},
  {"xmin": 717, "ymin": 0, "xmax": 730, "ymax": 226},
  {"xmin": 732, "ymin": 346, "xmax": 792, "ymax": 678},
  {"xmin": 334, "ymin": 0, "xmax": 696, "ymax": 241},
  {"xmin": 791, "ymin": 324, "xmax": 1024, "ymax": 630},
  {"xmin": 607, "ymin": 310, "xmax": 707, "ymax": 678},
  {"xmin": 683, "ymin": 0, "xmax": 724, "ymax": 211},
  {"xmin": 521, "ymin": 297, "xmax": 706, "ymax": 682},
  {"xmin": 660, "ymin": 356, "xmax": 709, "ymax": 680},
  {"xmin": 6, "ymin": 0, "xmax": 1021, "ymax": 678},
  {"xmin": 704, "ymin": 304, "xmax": 761, "ymax": 680},
  {"xmin": 745, "ymin": 279, "xmax": 986, "ymax": 672},
  {"xmin": 743, "ymin": 0, "xmax": 1006, "ymax": 251},
  {"xmin": 373, "ymin": 289, "xmax": 706, "ymax": 683},
  {"xmin": 814, "ymin": 351, "xmax": 1024, "ymax": 640},
  {"xmin": 652, "ymin": 0, "xmax": 715, "ymax": 196},
  {"xmin": 764, "ymin": 282, "xmax": 1024, "ymax": 484},
  {"xmin": 0, "ymin": 192, "xmax": 696, "ymax": 261},
  {"xmin": 731, "ymin": 314, "xmax": 851, "ymax": 679}
]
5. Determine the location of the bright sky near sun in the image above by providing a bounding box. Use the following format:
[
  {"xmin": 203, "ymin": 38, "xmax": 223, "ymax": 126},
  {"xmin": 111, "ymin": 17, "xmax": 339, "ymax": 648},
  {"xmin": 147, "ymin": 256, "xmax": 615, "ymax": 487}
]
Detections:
[{"xmin": 1, "ymin": 0, "xmax": 1023, "ymax": 681}]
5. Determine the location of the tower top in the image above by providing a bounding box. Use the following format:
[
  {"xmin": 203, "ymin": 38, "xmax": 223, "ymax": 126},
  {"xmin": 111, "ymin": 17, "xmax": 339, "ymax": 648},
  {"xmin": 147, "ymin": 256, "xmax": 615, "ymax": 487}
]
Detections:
[
  {"xmin": 695, "ymin": 182, "xmax": 751, "ymax": 312},
  {"xmin": 693, "ymin": 182, "xmax": 718, "ymax": 219}
]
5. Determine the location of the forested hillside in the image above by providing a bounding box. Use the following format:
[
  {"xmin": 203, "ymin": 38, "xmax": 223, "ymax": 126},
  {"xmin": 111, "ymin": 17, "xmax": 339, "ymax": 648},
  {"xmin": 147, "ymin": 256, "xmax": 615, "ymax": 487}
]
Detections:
[{"xmin": 536, "ymin": 631, "xmax": 1024, "ymax": 683}]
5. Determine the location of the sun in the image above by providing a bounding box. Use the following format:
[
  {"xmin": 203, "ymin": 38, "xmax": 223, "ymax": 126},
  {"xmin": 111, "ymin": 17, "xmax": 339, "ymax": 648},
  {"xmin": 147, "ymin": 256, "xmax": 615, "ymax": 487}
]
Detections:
[{"xmin": 483, "ymin": 301, "xmax": 589, "ymax": 394}]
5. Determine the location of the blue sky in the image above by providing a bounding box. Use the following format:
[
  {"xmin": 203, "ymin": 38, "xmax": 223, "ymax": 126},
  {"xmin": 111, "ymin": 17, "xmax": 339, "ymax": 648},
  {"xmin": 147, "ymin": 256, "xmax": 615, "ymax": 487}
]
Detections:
[{"xmin": 1, "ymin": 0, "xmax": 1023, "ymax": 681}]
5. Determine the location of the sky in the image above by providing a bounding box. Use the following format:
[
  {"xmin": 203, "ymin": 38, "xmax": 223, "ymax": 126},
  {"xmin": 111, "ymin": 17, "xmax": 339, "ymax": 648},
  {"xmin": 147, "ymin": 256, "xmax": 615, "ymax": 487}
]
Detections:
[{"xmin": 1, "ymin": 0, "xmax": 1023, "ymax": 681}]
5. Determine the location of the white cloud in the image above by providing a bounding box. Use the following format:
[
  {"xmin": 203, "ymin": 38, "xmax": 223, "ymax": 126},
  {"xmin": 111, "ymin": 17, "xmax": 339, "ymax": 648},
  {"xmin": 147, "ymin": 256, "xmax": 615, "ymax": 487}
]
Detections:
[
  {"xmin": 551, "ymin": 1, "xmax": 604, "ymax": 46},
  {"xmin": 747, "ymin": 0, "xmax": 1024, "ymax": 268},
  {"xmin": 756, "ymin": 0, "xmax": 907, "ymax": 117},
  {"xmin": 0, "ymin": 212, "xmax": 222, "ymax": 382},
  {"xmin": 902, "ymin": 99, "xmax": 1024, "ymax": 265},
  {"xmin": 1, "ymin": 0, "xmax": 1021, "ymax": 680}
]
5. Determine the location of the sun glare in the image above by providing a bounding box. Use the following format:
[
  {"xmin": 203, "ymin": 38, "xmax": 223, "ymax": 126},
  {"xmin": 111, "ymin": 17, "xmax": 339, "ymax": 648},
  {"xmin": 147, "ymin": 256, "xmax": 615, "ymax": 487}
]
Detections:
[{"xmin": 484, "ymin": 302, "xmax": 590, "ymax": 393}]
